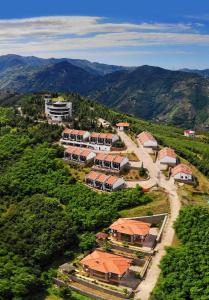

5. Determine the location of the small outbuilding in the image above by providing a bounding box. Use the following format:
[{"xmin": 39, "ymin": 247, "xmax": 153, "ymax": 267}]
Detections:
[
  {"xmin": 137, "ymin": 131, "xmax": 158, "ymax": 148},
  {"xmin": 116, "ymin": 122, "xmax": 130, "ymax": 131},
  {"xmin": 158, "ymin": 147, "xmax": 177, "ymax": 165}
]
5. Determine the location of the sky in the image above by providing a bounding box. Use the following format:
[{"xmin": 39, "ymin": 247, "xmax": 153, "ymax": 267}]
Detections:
[{"xmin": 1, "ymin": 0, "xmax": 209, "ymax": 68}]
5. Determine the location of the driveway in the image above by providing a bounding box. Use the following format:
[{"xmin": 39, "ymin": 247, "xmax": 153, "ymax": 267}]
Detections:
[{"xmin": 117, "ymin": 130, "xmax": 181, "ymax": 300}]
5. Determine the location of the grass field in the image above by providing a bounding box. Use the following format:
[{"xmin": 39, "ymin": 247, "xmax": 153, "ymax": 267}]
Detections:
[
  {"xmin": 120, "ymin": 189, "xmax": 170, "ymax": 217},
  {"xmin": 46, "ymin": 291, "xmax": 93, "ymax": 300}
]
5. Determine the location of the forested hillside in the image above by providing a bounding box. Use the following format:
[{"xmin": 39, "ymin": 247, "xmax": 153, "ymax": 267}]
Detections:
[
  {"xmin": 0, "ymin": 54, "xmax": 208, "ymax": 129},
  {"xmin": 152, "ymin": 206, "xmax": 209, "ymax": 299},
  {"xmin": 0, "ymin": 107, "xmax": 150, "ymax": 299}
]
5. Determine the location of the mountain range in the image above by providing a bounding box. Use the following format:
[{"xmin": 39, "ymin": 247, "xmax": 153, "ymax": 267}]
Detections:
[{"xmin": 0, "ymin": 54, "xmax": 208, "ymax": 129}]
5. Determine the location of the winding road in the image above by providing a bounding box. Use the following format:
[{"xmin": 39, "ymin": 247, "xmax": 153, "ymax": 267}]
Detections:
[{"xmin": 117, "ymin": 130, "xmax": 181, "ymax": 300}]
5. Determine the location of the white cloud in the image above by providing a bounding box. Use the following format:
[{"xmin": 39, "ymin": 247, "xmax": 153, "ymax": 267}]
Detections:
[{"xmin": 0, "ymin": 15, "xmax": 207, "ymax": 57}]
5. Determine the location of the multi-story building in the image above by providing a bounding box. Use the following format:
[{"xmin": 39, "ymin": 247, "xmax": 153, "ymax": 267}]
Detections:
[
  {"xmin": 44, "ymin": 95, "xmax": 72, "ymax": 122},
  {"xmin": 64, "ymin": 146, "xmax": 96, "ymax": 165}
]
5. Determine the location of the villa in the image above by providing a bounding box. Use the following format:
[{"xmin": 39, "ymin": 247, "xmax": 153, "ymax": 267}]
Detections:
[
  {"xmin": 109, "ymin": 218, "xmax": 151, "ymax": 245},
  {"xmin": 94, "ymin": 153, "xmax": 129, "ymax": 171},
  {"xmin": 137, "ymin": 131, "xmax": 158, "ymax": 149},
  {"xmin": 64, "ymin": 146, "xmax": 96, "ymax": 164},
  {"xmin": 80, "ymin": 250, "xmax": 132, "ymax": 283},
  {"xmin": 171, "ymin": 163, "xmax": 193, "ymax": 182},
  {"xmin": 158, "ymin": 147, "xmax": 177, "ymax": 165},
  {"xmin": 86, "ymin": 171, "xmax": 125, "ymax": 191}
]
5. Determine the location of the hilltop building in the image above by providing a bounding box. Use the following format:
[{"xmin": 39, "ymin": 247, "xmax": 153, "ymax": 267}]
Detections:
[
  {"xmin": 44, "ymin": 95, "xmax": 72, "ymax": 122},
  {"xmin": 116, "ymin": 122, "xmax": 130, "ymax": 131}
]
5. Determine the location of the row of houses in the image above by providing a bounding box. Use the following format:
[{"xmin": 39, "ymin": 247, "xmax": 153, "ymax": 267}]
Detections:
[
  {"xmin": 61, "ymin": 128, "xmax": 119, "ymax": 151},
  {"xmin": 137, "ymin": 131, "xmax": 193, "ymax": 182},
  {"xmin": 86, "ymin": 171, "xmax": 125, "ymax": 192},
  {"xmin": 64, "ymin": 146, "xmax": 129, "ymax": 170}
]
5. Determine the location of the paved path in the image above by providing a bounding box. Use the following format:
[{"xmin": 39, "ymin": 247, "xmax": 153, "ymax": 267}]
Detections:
[{"xmin": 117, "ymin": 130, "xmax": 181, "ymax": 300}]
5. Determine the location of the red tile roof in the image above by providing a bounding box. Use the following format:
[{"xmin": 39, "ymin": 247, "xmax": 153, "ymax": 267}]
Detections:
[
  {"xmin": 116, "ymin": 122, "xmax": 130, "ymax": 127},
  {"xmin": 65, "ymin": 146, "xmax": 92, "ymax": 157},
  {"xmin": 96, "ymin": 153, "xmax": 107, "ymax": 161},
  {"xmin": 63, "ymin": 128, "xmax": 88, "ymax": 136},
  {"xmin": 86, "ymin": 171, "xmax": 100, "ymax": 181},
  {"xmin": 137, "ymin": 131, "xmax": 157, "ymax": 144},
  {"xmin": 80, "ymin": 250, "xmax": 132, "ymax": 275},
  {"xmin": 90, "ymin": 132, "xmax": 114, "ymax": 139},
  {"xmin": 110, "ymin": 218, "xmax": 151, "ymax": 236},
  {"xmin": 158, "ymin": 147, "xmax": 176, "ymax": 160},
  {"xmin": 86, "ymin": 171, "xmax": 121, "ymax": 186},
  {"xmin": 184, "ymin": 130, "xmax": 195, "ymax": 135},
  {"xmin": 171, "ymin": 164, "xmax": 193, "ymax": 176},
  {"xmin": 113, "ymin": 155, "xmax": 126, "ymax": 164}
]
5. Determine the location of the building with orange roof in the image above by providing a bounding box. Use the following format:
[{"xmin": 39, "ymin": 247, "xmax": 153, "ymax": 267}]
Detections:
[
  {"xmin": 109, "ymin": 218, "xmax": 151, "ymax": 244},
  {"xmin": 158, "ymin": 147, "xmax": 177, "ymax": 165},
  {"xmin": 64, "ymin": 146, "xmax": 96, "ymax": 164},
  {"xmin": 61, "ymin": 129, "xmax": 119, "ymax": 151},
  {"xmin": 62, "ymin": 129, "xmax": 90, "ymax": 142},
  {"xmin": 80, "ymin": 250, "xmax": 132, "ymax": 282},
  {"xmin": 86, "ymin": 171, "xmax": 125, "ymax": 191},
  {"xmin": 94, "ymin": 153, "xmax": 129, "ymax": 171},
  {"xmin": 171, "ymin": 163, "xmax": 193, "ymax": 182},
  {"xmin": 116, "ymin": 122, "xmax": 130, "ymax": 131},
  {"xmin": 90, "ymin": 132, "xmax": 119, "ymax": 146},
  {"xmin": 137, "ymin": 131, "xmax": 158, "ymax": 148}
]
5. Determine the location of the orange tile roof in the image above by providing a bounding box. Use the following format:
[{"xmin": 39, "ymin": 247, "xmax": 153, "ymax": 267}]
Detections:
[
  {"xmin": 104, "ymin": 154, "xmax": 115, "ymax": 162},
  {"xmin": 105, "ymin": 133, "xmax": 114, "ymax": 139},
  {"xmin": 116, "ymin": 122, "xmax": 130, "ymax": 127},
  {"xmin": 65, "ymin": 146, "xmax": 93, "ymax": 157},
  {"xmin": 137, "ymin": 131, "xmax": 157, "ymax": 144},
  {"xmin": 105, "ymin": 175, "xmax": 119, "ymax": 185},
  {"xmin": 110, "ymin": 218, "xmax": 151, "ymax": 236},
  {"xmin": 86, "ymin": 171, "xmax": 100, "ymax": 181},
  {"xmin": 171, "ymin": 164, "xmax": 193, "ymax": 176},
  {"xmin": 113, "ymin": 155, "xmax": 126, "ymax": 164},
  {"xmin": 99, "ymin": 133, "xmax": 107, "ymax": 139},
  {"xmin": 63, "ymin": 129, "xmax": 88, "ymax": 136},
  {"xmin": 96, "ymin": 153, "xmax": 108, "ymax": 161},
  {"xmin": 91, "ymin": 132, "xmax": 100, "ymax": 138},
  {"xmin": 158, "ymin": 147, "xmax": 176, "ymax": 159},
  {"xmin": 80, "ymin": 250, "xmax": 132, "ymax": 275},
  {"xmin": 96, "ymin": 173, "xmax": 109, "ymax": 183}
]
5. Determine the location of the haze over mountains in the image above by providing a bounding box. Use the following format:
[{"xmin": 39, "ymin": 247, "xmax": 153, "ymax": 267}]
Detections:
[{"xmin": 0, "ymin": 54, "xmax": 208, "ymax": 129}]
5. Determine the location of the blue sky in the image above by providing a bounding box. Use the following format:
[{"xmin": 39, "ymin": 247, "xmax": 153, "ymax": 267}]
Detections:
[{"xmin": 1, "ymin": 0, "xmax": 209, "ymax": 68}]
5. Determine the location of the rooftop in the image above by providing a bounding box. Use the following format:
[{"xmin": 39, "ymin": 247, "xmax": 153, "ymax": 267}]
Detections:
[
  {"xmin": 110, "ymin": 218, "xmax": 151, "ymax": 236},
  {"xmin": 95, "ymin": 153, "xmax": 126, "ymax": 164},
  {"xmin": 86, "ymin": 171, "xmax": 121, "ymax": 185},
  {"xmin": 63, "ymin": 128, "xmax": 89, "ymax": 136},
  {"xmin": 137, "ymin": 131, "xmax": 157, "ymax": 144},
  {"xmin": 80, "ymin": 250, "xmax": 132, "ymax": 275},
  {"xmin": 158, "ymin": 147, "xmax": 176, "ymax": 159},
  {"xmin": 65, "ymin": 146, "xmax": 93, "ymax": 157},
  {"xmin": 171, "ymin": 163, "xmax": 193, "ymax": 176},
  {"xmin": 116, "ymin": 122, "xmax": 130, "ymax": 127}
]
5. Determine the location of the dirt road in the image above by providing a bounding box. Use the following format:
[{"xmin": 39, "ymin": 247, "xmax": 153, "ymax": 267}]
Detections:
[{"xmin": 117, "ymin": 130, "xmax": 181, "ymax": 300}]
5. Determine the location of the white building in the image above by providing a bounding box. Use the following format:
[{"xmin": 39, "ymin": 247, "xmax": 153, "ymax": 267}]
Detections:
[
  {"xmin": 44, "ymin": 95, "xmax": 72, "ymax": 122},
  {"xmin": 61, "ymin": 129, "xmax": 119, "ymax": 151},
  {"xmin": 158, "ymin": 147, "xmax": 177, "ymax": 165},
  {"xmin": 138, "ymin": 131, "xmax": 158, "ymax": 148},
  {"xmin": 64, "ymin": 146, "xmax": 96, "ymax": 164},
  {"xmin": 171, "ymin": 164, "xmax": 193, "ymax": 182},
  {"xmin": 94, "ymin": 153, "xmax": 129, "ymax": 171},
  {"xmin": 86, "ymin": 171, "xmax": 125, "ymax": 191},
  {"xmin": 184, "ymin": 130, "xmax": 195, "ymax": 137}
]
